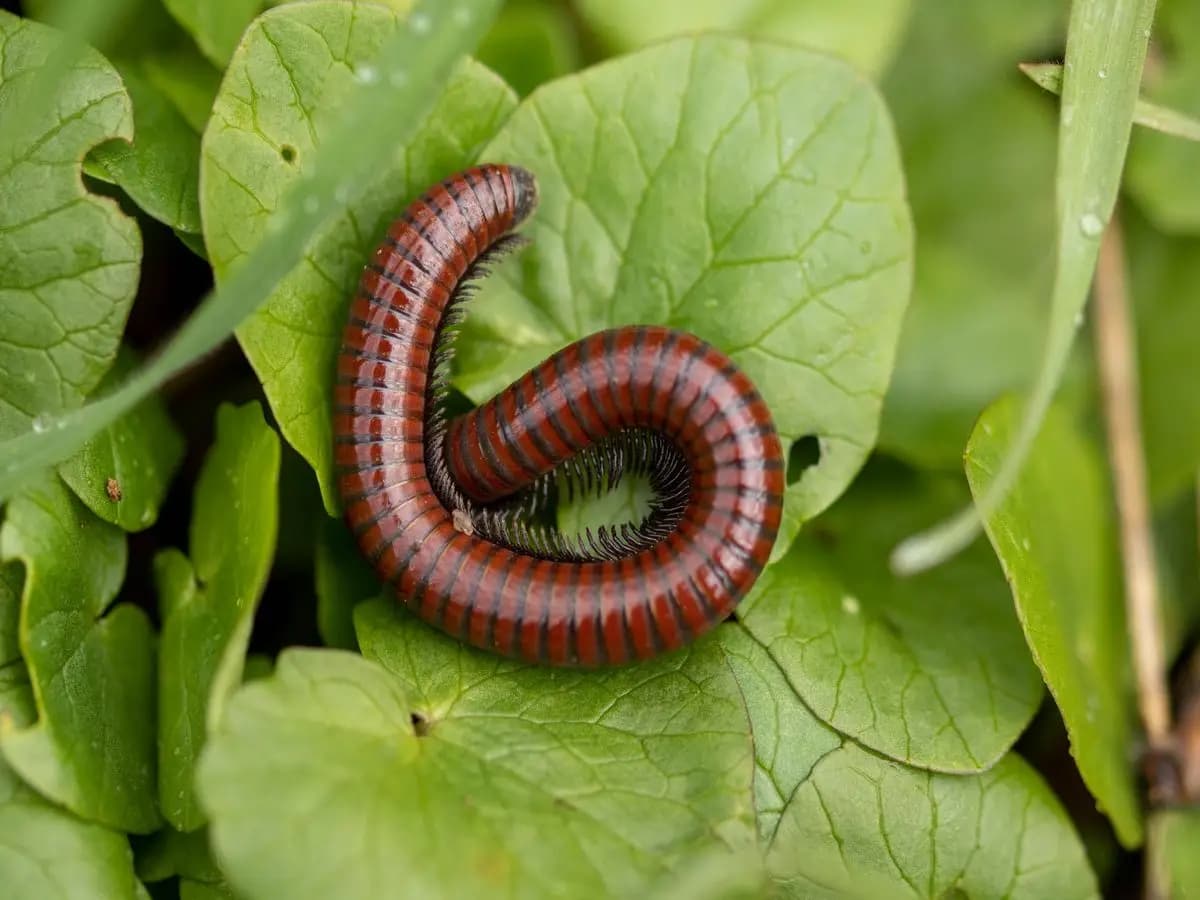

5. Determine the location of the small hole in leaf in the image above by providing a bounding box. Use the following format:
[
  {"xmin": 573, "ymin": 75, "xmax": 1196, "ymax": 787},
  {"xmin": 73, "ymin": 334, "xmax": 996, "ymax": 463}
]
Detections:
[
  {"xmin": 786, "ymin": 435, "xmax": 821, "ymax": 486},
  {"xmin": 280, "ymin": 144, "xmax": 297, "ymax": 164},
  {"xmin": 410, "ymin": 712, "xmax": 430, "ymax": 736}
]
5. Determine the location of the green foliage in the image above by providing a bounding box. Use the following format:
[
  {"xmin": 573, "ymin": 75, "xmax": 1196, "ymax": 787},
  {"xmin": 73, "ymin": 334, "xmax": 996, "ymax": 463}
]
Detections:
[
  {"xmin": 461, "ymin": 34, "xmax": 912, "ymax": 554},
  {"xmin": 1, "ymin": 0, "xmax": 1197, "ymax": 895}
]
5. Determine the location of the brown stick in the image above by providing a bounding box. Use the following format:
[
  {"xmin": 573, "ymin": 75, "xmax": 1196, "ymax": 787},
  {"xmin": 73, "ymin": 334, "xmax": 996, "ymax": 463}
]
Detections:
[{"xmin": 1093, "ymin": 215, "xmax": 1172, "ymax": 747}]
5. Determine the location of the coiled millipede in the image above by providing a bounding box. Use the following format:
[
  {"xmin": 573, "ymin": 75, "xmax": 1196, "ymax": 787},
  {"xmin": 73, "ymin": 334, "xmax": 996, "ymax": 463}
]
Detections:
[{"xmin": 334, "ymin": 165, "xmax": 784, "ymax": 666}]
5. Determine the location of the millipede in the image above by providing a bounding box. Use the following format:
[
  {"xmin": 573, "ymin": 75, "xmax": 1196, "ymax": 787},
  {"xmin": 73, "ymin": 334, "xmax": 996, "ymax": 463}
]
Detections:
[{"xmin": 334, "ymin": 164, "xmax": 784, "ymax": 667}]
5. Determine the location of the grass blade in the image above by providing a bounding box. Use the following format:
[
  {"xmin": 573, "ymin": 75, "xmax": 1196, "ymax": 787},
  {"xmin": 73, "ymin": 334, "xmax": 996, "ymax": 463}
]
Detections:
[
  {"xmin": 1022, "ymin": 61, "xmax": 1200, "ymax": 142},
  {"xmin": 892, "ymin": 0, "xmax": 1158, "ymax": 575}
]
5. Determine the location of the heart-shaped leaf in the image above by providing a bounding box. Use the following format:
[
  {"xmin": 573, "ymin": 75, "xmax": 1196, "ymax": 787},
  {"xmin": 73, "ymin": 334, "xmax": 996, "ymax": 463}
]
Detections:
[
  {"xmin": 458, "ymin": 34, "xmax": 913, "ymax": 555},
  {"xmin": 197, "ymin": 601, "xmax": 756, "ymax": 900},
  {"xmin": 0, "ymin": 11, "xmax": 139, "ymax": 441},
  {"xmin": 965, "ymin": 398, "xmax": 1142, "ymax": 847},
  {"xmin": 201, "ymin": 1, "xmax": 519, "ymax": 513}
]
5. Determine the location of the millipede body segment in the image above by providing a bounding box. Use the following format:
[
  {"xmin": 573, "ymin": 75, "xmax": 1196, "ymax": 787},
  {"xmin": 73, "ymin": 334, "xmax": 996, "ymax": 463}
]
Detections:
[{"xmin": 334, "ymin": 164, "xmax": 784, "ymax": 667}]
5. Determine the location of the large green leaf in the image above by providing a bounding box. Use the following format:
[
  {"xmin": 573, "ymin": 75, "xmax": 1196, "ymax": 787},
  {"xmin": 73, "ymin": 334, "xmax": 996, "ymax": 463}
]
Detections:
[
  {"xmin": 201, "ymin": 1, "xmax": 518, "ymax": 513},
  {"xmin": 57, "ymin": 348, "xmax": 184, "ymax": 532},
  {"xmin": 575, "ymin": 0, "xmax": 912, "ymax": 75},
  {"xmin": 0, "ymin": 475, "xmax": 158, "ymax": 833},
  {"xmin": 736, "ymin": 464, "xmax": 1041, "ymax": 772},
  {"xmin": 158, "ymin": 402, "xmax": 280, "ymax": 832},
  {"xmin": 198, "ymin": 602, "xmax": 755, "ymax": 900},
  {"xmin": 720, "ymin": 626, "xmax": 1099, "ymax": 899},
  {"xmin": 89, "ymin": 64, "xmax": 203, "ymax": 233},
  {"xmin": 965, "ymin": 398, "xmax": 1141, "ymax": 847},
  {"xmin": 0, "ymin": 11, "xmax": 139, "ymax": 440},
  {"xmin": 1126, "ymin": 0, "xmax": 1200, "ymax": 233},
  {"xmin": 878, "ymin": 1, "xmax": 1066, "ymax": 467},
  {"xmin": 458, "ymin": 35, "xmax": 912, "ymax": 554}
]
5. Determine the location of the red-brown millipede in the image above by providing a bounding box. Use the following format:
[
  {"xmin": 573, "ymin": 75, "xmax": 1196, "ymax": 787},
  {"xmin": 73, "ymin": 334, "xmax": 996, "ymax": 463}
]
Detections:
[{"xmin": 334, "ymin": 164, "xmax": 784, "ymax": 667}]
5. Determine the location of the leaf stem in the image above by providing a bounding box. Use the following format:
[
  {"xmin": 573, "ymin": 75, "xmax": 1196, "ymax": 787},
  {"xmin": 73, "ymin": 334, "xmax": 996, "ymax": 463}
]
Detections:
[{"xmin": 1092, "ymin": 214, "xmax": 1171, "ymax": 746}]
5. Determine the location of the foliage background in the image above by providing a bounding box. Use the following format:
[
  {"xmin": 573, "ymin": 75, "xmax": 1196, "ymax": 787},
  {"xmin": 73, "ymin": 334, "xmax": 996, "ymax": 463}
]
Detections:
[{"xmin": 0, "ymin": 0, "xmax": 1198, "ymax": 898}]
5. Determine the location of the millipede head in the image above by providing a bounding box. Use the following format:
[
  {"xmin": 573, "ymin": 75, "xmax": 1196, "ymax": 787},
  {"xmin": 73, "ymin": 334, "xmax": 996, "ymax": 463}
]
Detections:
[{"xmin": 509, "ymin": 165, "xmax": 539, "ymax": 225}]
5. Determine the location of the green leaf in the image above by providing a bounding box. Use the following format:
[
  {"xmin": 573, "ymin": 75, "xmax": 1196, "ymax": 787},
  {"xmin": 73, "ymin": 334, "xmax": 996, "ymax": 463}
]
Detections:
[
  {"xmin": 0, "ymin": 11, "xmax": 139, "ymax": 441},
  {"xmin": 1127, "ymin": 214, "xmax": 1200, "ymax": 502},
  {"xmin": 557, "ymin": 472, "xmax": 654, "ymax": 537},
  {"xmin": 158, "ymin": 402, "xmax": 280, "ymax": 832},
  {"xmin": 892, "ymin": 0, "xmax": 1158, "ymax": 573},
  {"xmin": 1150, "ymin": 810, "xmax": 1200, "ymax": 898},
  {"xmin": 476, "ymin": 0, "xmax": 580, "ymax": 96},
  {"xmin": 1021, "ymin": 61, "xmax": 1200, "ymax": 143},
  {"xmin": 1127, "ymin": 0, "xmax": 1200, "ymax": 232},
  {"xmin": 0, "ymin": 796, "xmax": 150, "ymax": 900},
  {"xmin": 57, "ymin": 348, "xmax": 184, "ymax": 532},
  {"xmin": 201, "ymin": 1, "xmax": 518, "ymax": 513},
  {"xmin": 965, "ymin": 397, "xmax": 1142, "ymax": 847},
  {"xmin": 314, "ymin": 516, "xmax": 378, "ymax": 650},
  {"xmin": 878, "ymin": 1, "xmax": 1068, "ymax": 468},
  {"xmin": 0, "ymin": 0, "xmax": 502, "ymax": 501},
  {"xmin": 719, "ymin": 626, "xmax": 1099, "ymax": 899},
  {"xmin": 161, "ymin": 0, "xmax": 261, "ymax": 67},
  {"xmin": 88, "ymin": 64, "xmax": 203, "ymax": 232},
  {"xmin": 458, "ymin": 35, "xmax": 912, "ymax": 554},
  {"xmin": 736, "ymin": 464, "xmax": 1041, "ymax": 772},
  {"xmin": 0, "ymin": 475, "xmax": 159, "ymax": 833},
  {"xmin": 575, "ymin": 0, "xmax": 912, "ymax": 75},
  {"xmin": 198, "ymin": 603, "xmax": 755, "ymax": 900}
]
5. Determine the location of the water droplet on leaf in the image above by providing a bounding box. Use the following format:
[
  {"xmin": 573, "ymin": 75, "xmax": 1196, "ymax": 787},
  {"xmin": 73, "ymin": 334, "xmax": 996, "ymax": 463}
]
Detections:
[{"xmin": 1079, "ymin": 212, "xmax": 1104, "ymax": 237}]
